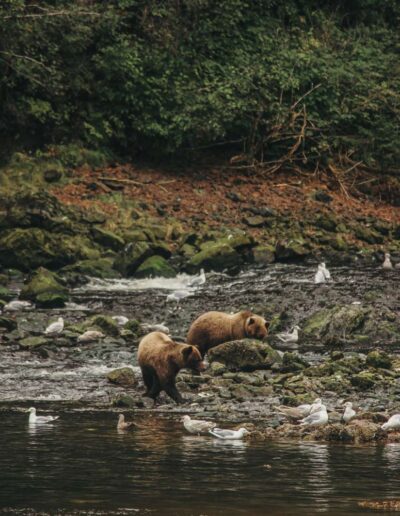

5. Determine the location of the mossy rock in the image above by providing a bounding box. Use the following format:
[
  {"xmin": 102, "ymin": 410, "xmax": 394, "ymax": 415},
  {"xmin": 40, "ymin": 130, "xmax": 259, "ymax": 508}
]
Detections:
[
  {"xmin": 113, "ymin": 241, "xmax": 153, "ymax": 276},
  {"xmin": 180, "ymin": 243, "xmax": 197, "ymax": 258},
  {"xmin": 91, "ymin": 226, "xmax": 125, "ymax": 251},
  {"xmin": 366, "ymin": 350, "xmax": 392, "ymax": 369},
  {"xmin": 218, "ymin": 232, "xmax": 255, "ymax": 249},
  {"xmin": 353, "ymin": 225, "xmax": 384, "ymax": 244},
  {"xmin": 112, "ymin": 394, "xmax": 136, "ymax": 408},
  {"xmin": 124, "ymin": 319, "xmax": 140, "ymax": 334},
  {"xmin": 350, "ymin": 371, "xmax": 378, "ymax": 390},
  {"xmin": 188, "ymin": 241, "xmax": 241, "ymax": 272},
  {"xmin": 0, "ymin": 285, "xmax": 13, "ymax": 301},
  {"xmin": 19, "ymin": 336, "xmax": 49, "ymax": 349},
  {"xmin": 134, "ymin": 255, "xmax": 176, "ymax": 278},
  {"xmin": 208, "ymin": 339, "xmax": 282, "ymax": 371},
  {"xmin": 87, "ymin": 315, "xmax": 120, "ymax": 337},
  {"xmin": 20, "ymin": 267, "xmax": 68, "ymax": 307},
  {"xmin": 253, "ymin": 245, "xmax": 275, "ymax": 265},
  {"xmin": 275, "ymin": 239, "xmax": 310, "ymax": 261},
  {"xmin": 62, "ymin": 258, "xmax": 119, "ymax": 278},
  {"xmin": 107, "ymin": 367, "xmax": 137, "ymax": 387},
  {"xmin": 0, "ymin": 316, "xmax": 17, "ymax": 331},
  {"xmin": 315, "ymin": 214, "xmax": 337, "ymax": 232}
]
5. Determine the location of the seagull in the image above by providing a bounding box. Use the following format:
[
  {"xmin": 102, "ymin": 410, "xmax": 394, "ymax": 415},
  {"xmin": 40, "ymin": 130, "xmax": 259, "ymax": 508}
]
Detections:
[
  {"xmin": 342, "ymin": 402, "xmax": 356, "ymax": 423},
  {"xmin": 315, "ymin": 262, "xmax": 331, "ymax": 284},
  {"xmin": 300, "ymin": 405, "xmax": 328, "ymax": 427},
  {"xmin": 166, "ymin": 290, "xmax": 191, "ymax": 303},
  {"xmin": 381, "ymin": 414, "xmax": 400, "ymax": 431},
  {"xmin": 309, "ymin": 398, "xmax": 323, "ymax": 413},
  {"xmin": 209, "ymin": 427, "xmax": 250, "ymax": 440},
  {"xmin": 182, "ymin": 415, "xmax": 214, "ymax": 435},
  {"xmin": 77, "ymin": 330, "xmax": 105, "ymax": 343},
  {"xmin": 28, "ymin": 407, "xmax": 59, "ymax": 424},
  {"xmin": 4, "ymin": 300, "xmax": 33, "ymax": 312},
  {"xmin": 117, "ymin": 414, "xmax": 136, "ymax": 431},
  {"xmin": 187, "ymin": 269, "xmax": 206, "ymax": 288},
  {"xmin": 141, "ymin": 322, "xmax": 170, "ymax": 334},
  {"xmin": 44, "ymin": 317, "xmax": 64, "ymax": 336},
  {"xmin": 276, "ymin": 326, "xmax": 300, "ymax": 343},
  {"xmin": 382, "ymin": 252, "xmax": 393, "ymax": 270},
  {"xmin": 112, "ymin": 316, "xmax": 129, "ymax": 326},
  {"xmin": 275, "ymin": 398, "xmax": 321, "ymax": 420}
]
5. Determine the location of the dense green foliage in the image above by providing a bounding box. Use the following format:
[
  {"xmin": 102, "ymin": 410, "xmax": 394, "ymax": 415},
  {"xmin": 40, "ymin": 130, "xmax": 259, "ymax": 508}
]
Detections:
[{"xmin": 0, "ymin": 0, "xmax": 399, "ymax": 169}]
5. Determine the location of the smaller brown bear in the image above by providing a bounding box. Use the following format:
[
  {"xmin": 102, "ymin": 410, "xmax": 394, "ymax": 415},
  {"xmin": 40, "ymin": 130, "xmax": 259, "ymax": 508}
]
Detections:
[
  {"xmin": 187, "ymin": 310, "xmax": 269, "ymax": 357},
  {"xmin": 137, "ymin": 331, "xmax": 205, "ymax": 404}
]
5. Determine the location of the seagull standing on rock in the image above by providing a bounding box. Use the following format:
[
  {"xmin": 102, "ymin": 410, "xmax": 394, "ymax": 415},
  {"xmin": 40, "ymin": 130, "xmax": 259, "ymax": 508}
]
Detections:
[
  {"xmin": 209, "ymin": 427, "xmax": 250, "ymax": 440},
  {"xmin": 381, "ymin": 414, "xmax": 400, "ymax": 431},
  {"xmin": 342, "ymin": 402, "xmax": 356, "ymax": 423},
  {"xmin": 77, "ymin": 330, "xmax": 105, "ymax": 343},
  {"xmin": 166, "ymin": 290, "xmax": 191, "ymax": 303},
  {"xmin": 112, "ymin": 316, "xmax": 129, "ymax": 326},
  {"xmin": 315, "ymin": 262, "xmax": 331, "ymax": 284},
  {"xmin": 276, "ymin": 326, "xmax": 300, "ymax": 344},
  {"xmin": 382, "ymin": 252, "xmax": 393, "ymax": 270},
  {"xmin": 182, "ymin": 415, "xmax": 215, "ymax": 435},
  {"xmin": 187, "ymin": 269, "xmax": 206, "ymax": 288},
  {"xmin": 4, "ymin": 300, "xmax": 33, "ymax": 312},
  {"xmin": 44, "ymin": 317, "xmax": 64, "ymax": 336},
  {"xmin": 28, "ymin": 407, "xmax": 59, "ymax": 424},
  {"xmin": 275, "ymin": 398, "xmax": 322, "ymax": 420},
  {"xmin": 141, "ymin": 322, "xmax": 170, "ymax": 334}
]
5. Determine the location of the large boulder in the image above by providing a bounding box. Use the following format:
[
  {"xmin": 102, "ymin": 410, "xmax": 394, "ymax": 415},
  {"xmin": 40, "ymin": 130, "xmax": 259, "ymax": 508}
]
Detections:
[
  {"xmin": 134, "ymin": 255, "xmax": 176, "ymax": 278},
  {"xmin": 188, "ymin": 241, "xmax": 241, "ymax": 272},
  {"xmin": 208, "ymin": 339, "xmax": 282, "ymax": 371},
  {"xmin": 20, "ymin": 267, "xmax": 68, "ymax": 308},
  {"xmin": 275, "ymin": 238, "xmax": 310, "ymax": 261},
  {"xmin": 61, "ymin": 258, "xmax": 119, "ymax": 278},
  {"xmin": 113, "ymin": 241, "xmax": 153, "ymax": 276},
  {"xmin": 107, "ymin": 367, "xmax": 137, "ymax": 387},
  {"xmin": 91, "ymin": 226, "xmax": 125, "ymax": 251}
]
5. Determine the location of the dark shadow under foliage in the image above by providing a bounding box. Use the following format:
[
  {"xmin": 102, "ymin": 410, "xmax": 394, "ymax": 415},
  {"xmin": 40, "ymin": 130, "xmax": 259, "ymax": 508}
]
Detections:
[{"xmin": 0, "ymin": 0, "xmax": 399, "ymax": 172}]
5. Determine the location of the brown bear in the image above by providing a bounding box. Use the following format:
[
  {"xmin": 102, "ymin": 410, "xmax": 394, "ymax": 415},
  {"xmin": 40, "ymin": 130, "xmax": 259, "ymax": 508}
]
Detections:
[
  {"xmin": 187, "ymin": 310, "xmax": 269, "ymax": 357},
  {"xmin": 137, "ymin": 331, "xmax": 205, "ymax": 404}
]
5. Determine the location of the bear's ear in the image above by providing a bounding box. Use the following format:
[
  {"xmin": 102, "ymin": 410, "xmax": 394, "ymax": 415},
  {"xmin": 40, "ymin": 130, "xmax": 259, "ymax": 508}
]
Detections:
[
  {"xmin": 248, "ymin": 317, "xmax": 255, "ymax": 325},
  {"xmin": 265, "ymin": 321, "xmax": 270, "ymax": 330},
  {"xmin": 182, "ymin": 345, "xmax": 194, "ymax": 360}
]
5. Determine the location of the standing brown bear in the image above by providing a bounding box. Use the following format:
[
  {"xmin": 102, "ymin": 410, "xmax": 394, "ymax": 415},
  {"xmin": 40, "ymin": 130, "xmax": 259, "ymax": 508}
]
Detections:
[
  {"xmin": 187, "ymin": 310, "xmax": 269, "ymax": 357},
  {"xmin": 137, "ymin": 331, "xmax": 205, "ymax": 404}
]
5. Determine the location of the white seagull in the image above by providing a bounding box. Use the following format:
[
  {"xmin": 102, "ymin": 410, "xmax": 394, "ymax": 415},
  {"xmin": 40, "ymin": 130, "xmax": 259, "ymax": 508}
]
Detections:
[
  {"xmin": 342, "ymin": 402, "xmax": 356, "ymax": 423},
  {"xmin": 28, "ymin": 407, "xmax": 59, "ymax": 424},
  {"xmin": 182, "ymin": 415, "xmax": 214, "ymax": 435},
  {"xmin": 187, "ymin": 269, "xmax": 206, "ymax": 288},
  {"xmin": 166, "ymin": 290, "xmax": 191, "ymax": 303},
  {"xmin": 300, "ymin": 405, "xmax": 328, "ymax": 427},
  {"xmin": 381, "ymin": 414, "xmax": 400, "ymax": 431},
  {"xmin": 276, "ymin": 325, "xmax": 300, "ymax": 343},
  {"xmin": 315, "ymin": 263, "xmax": 331, "ymax": 284},
  {"xmin": 209, "ymin": 427, "xmax": 250, "ymax": 440},
  {"xmin": 77, "ymin": 330, "xmax": 105, "ymax": 343},
  {"xmin": 44, "ymin": 317, "xmax": 64, "ymax": 335},
  {"xmin": 141, "ymin": 322, "xmax": 170, "ymax": 334},
  {"xmin": 275, "ymin": 398, "xmax": 321, "ymax": 420},
  {"xmin": 4, "ymin": 300, "xmax": 33, "ymax": 312},
  {"xmin": 382, "ymin": 252, "xmax": 393, "ymax": 270},
  {"xmin": 112, "ymin": 316, "xmax": 129, "ymax": 326}
]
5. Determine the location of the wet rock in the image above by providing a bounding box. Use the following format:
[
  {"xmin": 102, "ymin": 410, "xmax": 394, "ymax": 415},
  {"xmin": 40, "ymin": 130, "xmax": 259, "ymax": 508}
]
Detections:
[
  {"xmin": 20, "ymin": 267, "xmax": 68, "ymax": 308},
  {"xmin": 91, "ymin": 226, "xmax": 125, "ymax": 251},
  {"xmin": 112, "ymin": 394, "xmax": 137, "ymax": 408},
  {"xmin": 366, "ymin": 349, "xmax": 392, "ymax": 369},
  {"xmin": 188, "ymin": 241, "xmax": 241, "ymax": 272},
  {"xmin": 61, "ymin": 258, "xmax": 119, "ymax": 279},
  {"xmin": 275, "ymin": 239, "xmax": 309, "ymax": 261},
  {"xmin": 134, "ymin": 255, "xmax": 176, "ymax": 278},
  {"xmin": 84, "ymin": 315, "xmax": 119, "ymax": 337},
  {"xmin": 113, "ymin": 241, "xmax": 153, "ymax": 276},
  {"xmin": 253, "ymin": 245, "xmax": 275, "ymax": 265},
  {"xmin": 107, "ymin": 367, "xmax": 137, "ymax": 387},
  {"xmin": 0, "ymin": 317, "xmax": 17, "ymax": 331},
  {"xmin": 19, "ymin": 336, "xmax": 48, "ymax": 349},
  {"xmin": 350, "ymin": 371, "xmax": 378, "ymax": 390},
  {"xmin": 208, "ymin": 339, "xmax": 282, "ymax": 371},
  {"xmin": 0, "ymin": 285, "xmax": 13, "ymax": 301}
]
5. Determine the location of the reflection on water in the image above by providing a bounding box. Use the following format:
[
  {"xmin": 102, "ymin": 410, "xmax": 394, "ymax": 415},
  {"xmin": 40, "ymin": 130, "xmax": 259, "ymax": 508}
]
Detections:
[{"xmin": 2, "ymin": 412, "xmax": 400, "ymax": 515}]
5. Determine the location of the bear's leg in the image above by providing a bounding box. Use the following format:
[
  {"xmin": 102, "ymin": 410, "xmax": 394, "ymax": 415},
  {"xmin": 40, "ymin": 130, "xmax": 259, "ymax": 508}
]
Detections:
[
  {"xmin": 148, "ymin": 375, "xmax": 162, "ymax": 400},
  {"xmin": 163, "ymin": 379, "xmax": 184, "ymax": 404},
  {"xmin": 141, "ymin": 366, "xmax": 155, "ymax": 395}
]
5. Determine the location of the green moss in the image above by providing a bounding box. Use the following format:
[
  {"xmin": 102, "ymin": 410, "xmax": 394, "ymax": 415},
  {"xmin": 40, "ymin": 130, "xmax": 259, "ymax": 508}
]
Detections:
[
  {"xmin": 134, "ymin": 255, "xmax": 175, "ymax": 278},
  {"xmin": 189, "ymin": 241, "xmax": 241, "ymax": 271},
  {"xmin": 20, "ymin": 267, "xmax": 68, "ymax": 307}
]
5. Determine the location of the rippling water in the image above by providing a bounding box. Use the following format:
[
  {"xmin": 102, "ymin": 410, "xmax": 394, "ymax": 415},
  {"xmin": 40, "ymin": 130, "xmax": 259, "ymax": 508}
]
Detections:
[{"xmin": 2, "ymin": 411, "xmax": 400, "ymax": 515}]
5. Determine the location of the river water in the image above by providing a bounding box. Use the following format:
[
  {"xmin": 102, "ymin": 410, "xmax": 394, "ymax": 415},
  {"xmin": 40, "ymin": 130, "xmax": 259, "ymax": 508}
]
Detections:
[
  {"xmin": 1, "ymin": 264, "xmax": 400, "ymax": 514},
  {"xmin": 2, "ymin": 411, "xmax": 400, "ymax": 515}
]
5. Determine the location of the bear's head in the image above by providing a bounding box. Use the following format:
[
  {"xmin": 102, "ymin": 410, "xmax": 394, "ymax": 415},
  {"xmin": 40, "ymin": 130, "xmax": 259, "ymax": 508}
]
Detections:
[
  {"xmin": 245, "ymin": 314, "xmax": 269, "ymax": 340},
  {"xmin": 182, "ymin": 345, "xmax": 206, "ymax": 372}
]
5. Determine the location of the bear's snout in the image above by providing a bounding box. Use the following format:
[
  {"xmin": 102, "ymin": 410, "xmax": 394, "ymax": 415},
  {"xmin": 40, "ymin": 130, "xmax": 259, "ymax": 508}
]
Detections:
[{"xmin": 196, "ymin": 361, "xmax": 206, "ymax": 372}]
